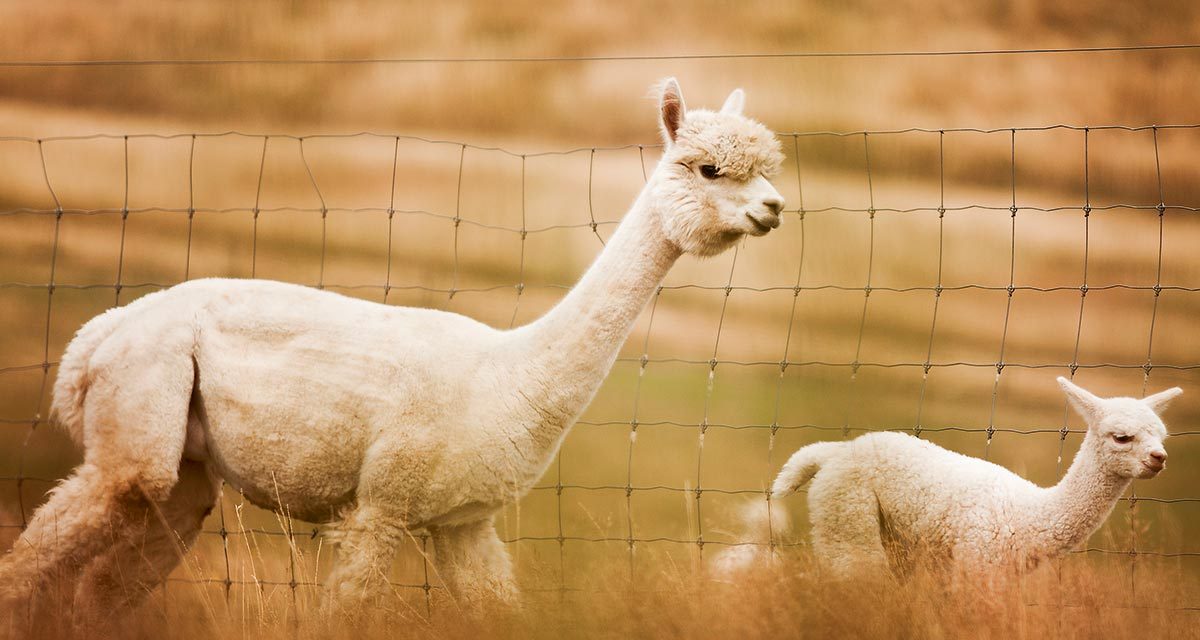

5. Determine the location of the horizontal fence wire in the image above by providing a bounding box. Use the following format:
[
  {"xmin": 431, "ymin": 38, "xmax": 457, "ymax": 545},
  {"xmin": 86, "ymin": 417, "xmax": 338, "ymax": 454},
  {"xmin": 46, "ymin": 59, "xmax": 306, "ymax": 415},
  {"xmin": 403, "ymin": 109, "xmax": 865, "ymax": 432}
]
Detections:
[
  {"xmin": 1, "ymin": 121, "xmax": 1199, "ymax": 614},
  {"xmin": 2, "ymin": 42, "xmax": 1200, "ymax": 66}
]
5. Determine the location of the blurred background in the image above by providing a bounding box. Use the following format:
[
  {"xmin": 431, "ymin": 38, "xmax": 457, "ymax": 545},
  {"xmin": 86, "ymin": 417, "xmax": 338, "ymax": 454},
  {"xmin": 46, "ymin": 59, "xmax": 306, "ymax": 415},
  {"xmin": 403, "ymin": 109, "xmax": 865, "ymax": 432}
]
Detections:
[{"xmin": 1, "ymin": 0, "xmax": 1199, "ymax": 615}]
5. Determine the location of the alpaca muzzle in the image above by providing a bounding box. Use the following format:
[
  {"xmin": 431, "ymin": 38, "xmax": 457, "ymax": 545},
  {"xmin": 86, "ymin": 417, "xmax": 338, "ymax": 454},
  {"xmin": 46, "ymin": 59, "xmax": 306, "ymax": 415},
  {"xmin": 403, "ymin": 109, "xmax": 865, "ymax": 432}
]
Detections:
[{"xmin": 745, "ymin": 211, "xmax": 780, "ymax": 235}]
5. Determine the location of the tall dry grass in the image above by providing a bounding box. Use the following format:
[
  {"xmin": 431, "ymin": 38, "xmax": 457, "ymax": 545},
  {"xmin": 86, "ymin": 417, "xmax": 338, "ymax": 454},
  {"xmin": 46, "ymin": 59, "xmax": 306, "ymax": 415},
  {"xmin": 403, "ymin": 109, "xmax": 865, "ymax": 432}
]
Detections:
[{"xmin": 10, "ymin": 538, "xmax": 1196, "ymax": 640}]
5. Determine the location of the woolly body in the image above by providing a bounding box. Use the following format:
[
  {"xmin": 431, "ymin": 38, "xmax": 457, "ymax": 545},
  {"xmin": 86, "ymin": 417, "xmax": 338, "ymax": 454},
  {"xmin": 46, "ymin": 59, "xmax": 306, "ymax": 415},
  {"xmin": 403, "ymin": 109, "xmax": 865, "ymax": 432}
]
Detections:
[
  {"xmin": 56, "ymin": 279, "xmax": 550, "ymax": 527},
  {"xmin": 772, "ymin": 379, "xmax": 1181, "ymax": 578},
  {"xmin": 0, "ymin": 79, "xmax": 785, "ymax": 618}
]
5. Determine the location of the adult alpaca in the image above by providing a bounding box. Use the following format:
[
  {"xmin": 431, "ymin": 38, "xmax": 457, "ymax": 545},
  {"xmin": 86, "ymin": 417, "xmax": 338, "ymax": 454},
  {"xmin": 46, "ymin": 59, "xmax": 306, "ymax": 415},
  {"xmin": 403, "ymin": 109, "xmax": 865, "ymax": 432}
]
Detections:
[{"xmin": 0, "ymin": 79, "xmax": 785, "ymax": 615}]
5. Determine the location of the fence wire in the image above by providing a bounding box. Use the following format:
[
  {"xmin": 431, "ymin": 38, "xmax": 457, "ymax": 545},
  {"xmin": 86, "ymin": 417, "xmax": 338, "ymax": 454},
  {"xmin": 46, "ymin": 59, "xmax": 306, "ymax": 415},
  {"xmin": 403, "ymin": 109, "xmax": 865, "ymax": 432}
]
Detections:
[
  {"xmin": 0, "ymin": 123, "xmax": 1198, "ymax": 613},
  {"xmin": 4, "ymin": 42, "xmax": 1200, "ymax": 66}
]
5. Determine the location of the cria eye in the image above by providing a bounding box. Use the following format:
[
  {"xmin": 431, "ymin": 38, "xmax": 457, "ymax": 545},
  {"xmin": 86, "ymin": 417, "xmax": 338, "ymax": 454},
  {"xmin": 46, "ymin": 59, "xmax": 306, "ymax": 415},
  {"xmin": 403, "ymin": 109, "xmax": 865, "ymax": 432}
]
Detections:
[
  {"xmin": 1112, "ymin": 434, "xmax": 1134, "ymax": 444},
  {"xmin": 699, "ymin": 165, "xmax": 720, "ymax": 179}
]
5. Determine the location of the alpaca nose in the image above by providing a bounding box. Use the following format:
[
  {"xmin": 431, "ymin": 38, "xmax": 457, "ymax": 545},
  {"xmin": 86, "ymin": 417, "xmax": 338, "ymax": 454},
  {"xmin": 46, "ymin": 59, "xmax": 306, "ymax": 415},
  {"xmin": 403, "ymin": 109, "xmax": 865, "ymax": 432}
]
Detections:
[
  {"xmin": 762, "ymin": 195, "xmax": 784, "ymax": 216},
  {"xmin": 1150, "ymin": 450, "xmax": 1167, "ymax": 464}
]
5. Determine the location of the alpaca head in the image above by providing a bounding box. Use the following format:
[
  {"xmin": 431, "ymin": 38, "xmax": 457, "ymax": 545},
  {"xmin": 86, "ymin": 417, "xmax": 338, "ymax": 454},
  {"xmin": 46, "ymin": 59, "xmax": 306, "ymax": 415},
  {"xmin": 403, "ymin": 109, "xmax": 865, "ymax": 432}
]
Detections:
[
  {"xmin": 1058, "ymin": 377, "xmax": 1182, "ymax": 479},
  {"xmin": 650, "ymin": 78, "xmax": 786, "ymax": 257}
]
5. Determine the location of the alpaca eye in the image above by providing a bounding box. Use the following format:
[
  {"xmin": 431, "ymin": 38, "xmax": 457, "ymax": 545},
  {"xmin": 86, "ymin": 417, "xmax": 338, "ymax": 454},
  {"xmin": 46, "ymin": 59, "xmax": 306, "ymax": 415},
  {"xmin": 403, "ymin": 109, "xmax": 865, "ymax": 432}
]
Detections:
[
  {"xmin": 1112, "ymin": 434, "xmax": 1134, "ymax": 444},
  {"xmin": 699, "ymin": 165, "xmax": 721, "ymax": 179}
]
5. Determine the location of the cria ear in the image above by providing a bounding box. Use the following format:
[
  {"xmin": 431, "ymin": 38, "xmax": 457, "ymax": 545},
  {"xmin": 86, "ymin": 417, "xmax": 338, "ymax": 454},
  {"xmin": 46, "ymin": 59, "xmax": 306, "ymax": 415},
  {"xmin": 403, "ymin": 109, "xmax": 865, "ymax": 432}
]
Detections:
[
  {"xmin": 720, "ymin": 88, "xmax": 745, "ymax": 115},
  {"xmin": 1058, "ymin": 376, "xmax": 1105, "ymax": 425},
  {"xmin": 659, "ymin": 78, "xmax": 686, "ymax": 145},
  {"xmin": 1142, "ymin": 386, "xmax": 1183, "ymax": 416}
]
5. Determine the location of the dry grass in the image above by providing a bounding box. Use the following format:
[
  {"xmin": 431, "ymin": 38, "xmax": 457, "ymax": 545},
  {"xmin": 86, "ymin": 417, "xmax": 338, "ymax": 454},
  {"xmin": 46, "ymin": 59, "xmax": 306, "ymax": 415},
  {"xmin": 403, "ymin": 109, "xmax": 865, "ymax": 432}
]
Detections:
[{"xmin": 10, "ymin": 545, "xmax": 1197, "ymax": 640}]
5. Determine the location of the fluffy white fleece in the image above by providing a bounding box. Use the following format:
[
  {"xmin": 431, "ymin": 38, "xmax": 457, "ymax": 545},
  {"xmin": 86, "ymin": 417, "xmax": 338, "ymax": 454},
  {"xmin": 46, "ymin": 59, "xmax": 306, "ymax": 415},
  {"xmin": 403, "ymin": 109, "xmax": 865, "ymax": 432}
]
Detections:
[
  {"xmin": 0, "ymin": 78, "xmax": 786, "ymax": 619},
  {"xmin": 770, "ymin": 378, "xmax": 1181, "ymax": 581}
]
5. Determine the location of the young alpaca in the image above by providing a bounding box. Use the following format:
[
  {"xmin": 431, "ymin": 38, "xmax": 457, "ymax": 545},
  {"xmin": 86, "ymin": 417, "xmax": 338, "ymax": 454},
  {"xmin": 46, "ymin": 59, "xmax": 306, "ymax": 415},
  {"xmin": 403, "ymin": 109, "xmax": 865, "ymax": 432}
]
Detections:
[
  {"xmin": 0, "ymin": 79, "xmax": 785, "ymax": 615},
  {"xmin": 772, "ymin": 378, "xmax": 1181, "ymax": 581}
]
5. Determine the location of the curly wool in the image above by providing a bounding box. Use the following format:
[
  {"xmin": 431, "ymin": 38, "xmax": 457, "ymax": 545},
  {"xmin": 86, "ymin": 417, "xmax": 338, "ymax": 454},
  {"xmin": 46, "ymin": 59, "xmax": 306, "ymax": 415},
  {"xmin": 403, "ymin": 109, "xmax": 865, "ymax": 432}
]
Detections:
[{"xmin": 669, "ymin": 109, "xmax": 784, "ymax": 181}]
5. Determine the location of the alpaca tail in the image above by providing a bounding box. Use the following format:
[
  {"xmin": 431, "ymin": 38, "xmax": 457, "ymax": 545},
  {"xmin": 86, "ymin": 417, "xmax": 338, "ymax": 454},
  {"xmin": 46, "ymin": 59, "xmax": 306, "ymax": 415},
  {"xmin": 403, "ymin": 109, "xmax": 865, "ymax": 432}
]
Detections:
[
  {"xmin": 50, "ymin": 305, "xmax": 130, "ymax": 446},
  {"xmin": 771, "ymin": 441, "xmax": 846, "ymax": 497}
]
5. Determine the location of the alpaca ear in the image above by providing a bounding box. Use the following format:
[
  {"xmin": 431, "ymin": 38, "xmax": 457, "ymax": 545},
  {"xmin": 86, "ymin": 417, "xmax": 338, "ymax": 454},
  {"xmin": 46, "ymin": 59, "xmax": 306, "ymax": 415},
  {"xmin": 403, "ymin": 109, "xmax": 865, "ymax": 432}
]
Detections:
[
  {"xmin": 659, "ymin": 78, "xmax": 686, "ymax": 144},
  {"xmin": 1058, "ymin": 377, "xmax": 1105, "ymax": 424},
  {"xmin": 1142, "ymin": 386, "xmax": 1183, "ymax": 416},
  {"xmin": 720, "ymin": 88, "xmax": 745, "ymax": 115}
]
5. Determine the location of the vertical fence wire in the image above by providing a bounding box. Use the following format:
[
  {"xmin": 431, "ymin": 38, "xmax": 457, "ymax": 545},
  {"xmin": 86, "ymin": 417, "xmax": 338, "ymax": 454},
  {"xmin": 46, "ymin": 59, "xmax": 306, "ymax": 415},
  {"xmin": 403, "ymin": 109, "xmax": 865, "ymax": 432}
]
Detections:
[
  {"xmin": 114, "ymin": 136, "xmax": 129, "ymax": 307},
  {"xmin": 18, "ymin": 139, "xmax": 63, "ymax": 528},
  {"xmin": 297, "ymin": 137, "xmax": 328, "ymax": 291},
  {"xmin": 843, "ymin": 133, "xmax": 876, "ymax": 440},
  {"xmin": 624, "ymin": 291, "xmax": 659, "ymax": 581},
  {"xmin": 451, "ymin": 145, "xmax": 465, "ymax": 301},
  {"xmin": 913, "ymin": 130, "xmax": 946, "ymax": 439},
  {"xmin": 384, "ymin": 137, "xmax": 400, "ymax": 305},
  {"xmin": 185, "ymin": 135, "xmax": 196, "ymax": 280},
  {"xmin": 1132, "ymin": 125, "xmax": 1169, "ymax": 602},
  {"xmin": 509, "ymin": 155, "xmax": 528, "ymax": 329},
  {"xmin": 985, "ymin": 130, "xmax": 1019, "ymax": 459},
  {"xmin": 587, "ymin": 149, "xmax": 605, "ymax": 248},
  {"xmin": 624, "ymin": 146, "xmax": 658, "ymax": 582},
  {"xmin": 251, "ymin": 136, "xmax": 269, "ymax": 279},
  {"xmin": 766, "ymin": 134, "xmax": 809, "ymax": 551},
  {"xmin": 693, "ymin": 245, "xmax": 741, "ymax": 561}
]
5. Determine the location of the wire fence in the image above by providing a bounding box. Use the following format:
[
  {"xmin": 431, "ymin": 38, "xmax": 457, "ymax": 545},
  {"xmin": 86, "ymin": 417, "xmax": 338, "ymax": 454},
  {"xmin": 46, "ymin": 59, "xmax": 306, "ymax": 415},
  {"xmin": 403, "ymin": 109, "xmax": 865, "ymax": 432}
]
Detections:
[{"xmin": 1, "ymin": 120, "xmax": 1199, "ymax": 613}]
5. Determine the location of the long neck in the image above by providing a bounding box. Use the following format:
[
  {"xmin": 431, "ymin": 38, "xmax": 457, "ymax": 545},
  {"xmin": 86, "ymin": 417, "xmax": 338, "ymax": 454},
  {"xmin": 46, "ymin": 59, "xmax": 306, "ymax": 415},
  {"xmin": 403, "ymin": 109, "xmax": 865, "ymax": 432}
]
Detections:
[
  {"xmin": 1028, "ymin": 436, "xmax": 1131, "ymax": 555},
  {"xmin": 509, "ymin": 176, "xmax": 681, "ymax": 443}
]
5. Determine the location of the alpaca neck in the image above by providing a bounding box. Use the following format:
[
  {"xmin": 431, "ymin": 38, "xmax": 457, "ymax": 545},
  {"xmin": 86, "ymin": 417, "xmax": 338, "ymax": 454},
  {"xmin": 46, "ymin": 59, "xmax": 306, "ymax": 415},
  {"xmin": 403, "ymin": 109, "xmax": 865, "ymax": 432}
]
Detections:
[
  {"xmin": 509, "ymin": 173, "xmax": 681, "ymax": 449},
  {"xmin": 1029, "ymin": 436, "xmax": 1131, "ymax": 555}
]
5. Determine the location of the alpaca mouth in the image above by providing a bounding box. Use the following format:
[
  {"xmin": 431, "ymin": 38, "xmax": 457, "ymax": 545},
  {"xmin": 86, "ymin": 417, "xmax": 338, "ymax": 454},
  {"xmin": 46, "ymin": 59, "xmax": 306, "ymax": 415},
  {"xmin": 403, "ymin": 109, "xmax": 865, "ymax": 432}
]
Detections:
[
  {"xmin": 1142, "ymin": 461, "xmax": 1165, "ymax": 475},
  {"xmin": 745, "ymin": 212, "xmax": 778, "ymax": 236}
]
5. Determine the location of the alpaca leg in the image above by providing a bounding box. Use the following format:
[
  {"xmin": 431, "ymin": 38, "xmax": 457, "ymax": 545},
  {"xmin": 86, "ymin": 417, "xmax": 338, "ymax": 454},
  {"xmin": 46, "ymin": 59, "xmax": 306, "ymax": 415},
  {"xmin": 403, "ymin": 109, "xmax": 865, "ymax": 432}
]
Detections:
[
  {"xmin": 325, "ymin": 505, "xmax": 405, "ymax": 611},
  {"xmin": 0, "ymin": 464, "xmax": 156, "ymax": 614},
  {"xmin": 72, "ymin": 460, "xmax": 221, "ymax": 624},
  {"xmin": 1, "ymin": 348, "xmax": 191, "ymax": 620},
  {"xmin": 809, "ymin": 483, "xmax": 889, "ymax": 579},
  {"xmin": 429, "ymin": 517, "xmax": 517, "ymax": 609}
]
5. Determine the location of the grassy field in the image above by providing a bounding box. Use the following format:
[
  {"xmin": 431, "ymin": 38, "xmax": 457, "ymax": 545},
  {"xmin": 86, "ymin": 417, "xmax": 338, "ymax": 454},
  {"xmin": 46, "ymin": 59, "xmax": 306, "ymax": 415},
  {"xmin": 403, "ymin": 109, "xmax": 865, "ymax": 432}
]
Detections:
[{"xmin": 2, "ymin": 2, "xmax": 1200, "ymax": 637}]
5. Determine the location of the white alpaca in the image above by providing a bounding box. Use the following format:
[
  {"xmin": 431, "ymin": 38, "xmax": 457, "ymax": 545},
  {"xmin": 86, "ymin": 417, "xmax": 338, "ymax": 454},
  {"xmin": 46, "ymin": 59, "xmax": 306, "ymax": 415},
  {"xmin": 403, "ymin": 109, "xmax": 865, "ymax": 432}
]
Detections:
[
  {"xmin": 771, "ymin": 378, "xmax": 1181, "ymax": 580},
  {"xmin": 0, "ymin": 79, "xmax": 785, "ymax": 614}
]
